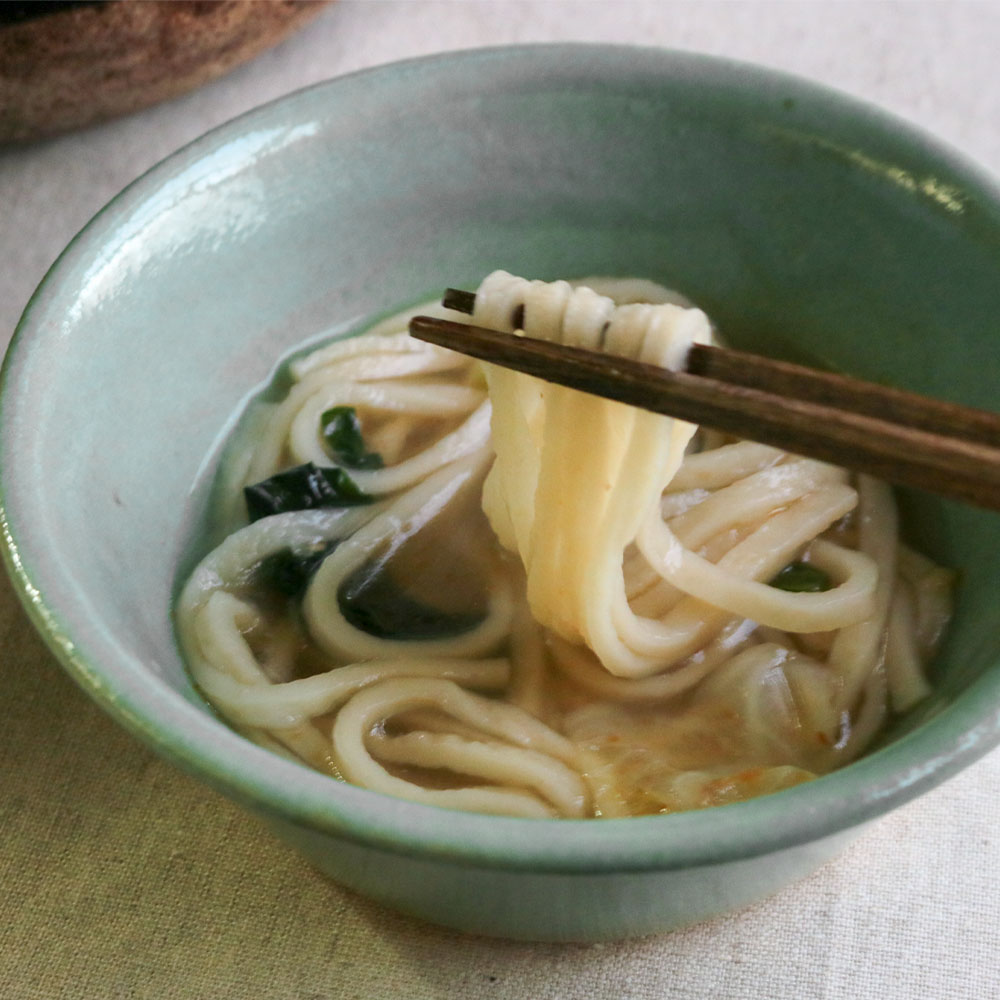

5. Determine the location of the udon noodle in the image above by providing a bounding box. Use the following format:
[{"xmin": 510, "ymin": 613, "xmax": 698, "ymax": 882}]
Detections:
[{"xmin": 176, "ymin": 272, "xmax": 953, "ymax": 818}]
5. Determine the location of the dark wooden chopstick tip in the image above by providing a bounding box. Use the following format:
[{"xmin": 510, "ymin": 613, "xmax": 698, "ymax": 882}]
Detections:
[
  {"xmin": 441, "ymin": 289, "xmax": 522, "ymax": 331},
  {"xmin": 442, "ymin": 288, "xmax": 476, "ymax": 314}
]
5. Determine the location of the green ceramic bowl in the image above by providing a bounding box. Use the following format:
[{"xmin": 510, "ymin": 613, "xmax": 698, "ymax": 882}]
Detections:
[{"xmin": 4, "ymin": 45, "xmax": 1000, "ymax": 941}]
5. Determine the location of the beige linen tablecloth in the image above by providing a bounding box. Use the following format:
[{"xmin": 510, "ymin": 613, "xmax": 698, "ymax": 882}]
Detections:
[{"xmin": 2, "ymin": 4, "xmax": 998, "ymax": 998}]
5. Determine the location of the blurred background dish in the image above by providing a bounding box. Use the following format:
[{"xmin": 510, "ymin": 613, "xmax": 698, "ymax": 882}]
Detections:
[{"xmin": 0, "ymin": 0, "xmax": 331, "ymax": 142}]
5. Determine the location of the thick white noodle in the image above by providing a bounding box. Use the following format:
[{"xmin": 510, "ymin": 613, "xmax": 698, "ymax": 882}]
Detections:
[
  {"xmin": 474, "ymin": 272, "xmax": 714, "ymax": 678},
  {"xmin": 178, "ymin": 505, "xmax": 385, "ymax": 652},
  {"xmin": 303, "ymin": 452, "xmax": 514, "ymax": 662},
  {"xmin": 472, "ymin": 272, "xmax": 881, "ymax": 680},
  {"xmin": 331, "ymin": 677, "xmax": 589, "ymax": 818},
  {"xmin": 248, "ymin": 375, "xmax": 483, "ymax": 487},
  {"xmin": 885, "ymin": 583, "xmax": 934, "ymax": 712},
  {"xmin": 290, "ymin": 398, "xmax": 491, "ymax": 495},
  {"xmin": 176, "ymin": 273, "xmax": 947, "ymax": 818},
  {"xmin": 195, "ymin": 597, "xmax": 508, "ymax": 727}
]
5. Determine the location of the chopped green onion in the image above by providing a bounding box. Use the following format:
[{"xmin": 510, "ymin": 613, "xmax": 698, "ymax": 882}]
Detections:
[
  {"xmin": 768, "ymin": 561, "xmax": 832, "ymax": 593},
  {"xmin": 244, "ymin": 462, "xmax": 372, "ymax": 522},
  {"xmin": 320, "ymin": 406, "xmax": 383, "ymax": 470}
]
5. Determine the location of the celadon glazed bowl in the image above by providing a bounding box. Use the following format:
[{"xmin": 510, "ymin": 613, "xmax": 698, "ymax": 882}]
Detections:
[{"xmin": 4, "ymin": 45, "xmax": 1000, "ymax": 942}]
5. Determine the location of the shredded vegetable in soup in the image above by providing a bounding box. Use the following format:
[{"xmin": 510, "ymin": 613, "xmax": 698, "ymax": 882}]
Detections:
[{"xmin": 176, "ymin": 272, "xmax": 953, "ymax": 818}]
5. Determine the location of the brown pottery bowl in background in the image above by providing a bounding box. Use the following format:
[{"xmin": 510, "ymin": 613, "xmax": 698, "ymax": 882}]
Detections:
[{"xmin": 0, "ymin": 0, "xmax": 331, "ymax": 142}]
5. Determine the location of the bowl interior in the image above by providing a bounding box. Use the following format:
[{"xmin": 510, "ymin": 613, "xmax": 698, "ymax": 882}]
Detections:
[{"xmin": 4, "ymin": 45, "xmax": 1000, "ymax": 867}]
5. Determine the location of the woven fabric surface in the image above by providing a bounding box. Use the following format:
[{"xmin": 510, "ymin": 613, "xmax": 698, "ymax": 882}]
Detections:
[
  {"xmin": 4, "ymin": 598, "xmax": 998, "ymax": 999},
  {"xmin": 2, "ymin": 4, "xmax": 999, "ymax": 998}
]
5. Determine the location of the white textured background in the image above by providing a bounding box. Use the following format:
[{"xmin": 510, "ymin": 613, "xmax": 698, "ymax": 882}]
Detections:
[{"xmin": 2, "ymin": 3, "xmax": 999, "ymax": 998}]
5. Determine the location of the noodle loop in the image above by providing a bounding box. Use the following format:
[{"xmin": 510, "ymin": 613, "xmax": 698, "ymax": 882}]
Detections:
[{"xmin": 176, "ymin": 273, "xmax": 952, "ymax": 818}]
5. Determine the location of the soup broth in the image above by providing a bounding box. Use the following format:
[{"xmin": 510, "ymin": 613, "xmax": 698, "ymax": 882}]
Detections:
[{"xmin": 176, "ymin": 273, "xmax": 952, "ymax": 818}]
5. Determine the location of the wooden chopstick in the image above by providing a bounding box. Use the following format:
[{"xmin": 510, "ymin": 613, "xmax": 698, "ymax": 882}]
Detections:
[
  {"xmin": 684, "ymin": 343, "xmax": 1000, "ymax": 447},
  {"xmin": 409, "ymin": 294, "xmax": 1000, "ymax": 512}
]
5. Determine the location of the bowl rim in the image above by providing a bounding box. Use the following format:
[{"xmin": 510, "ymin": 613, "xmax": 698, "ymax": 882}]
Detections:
[{"xmin": 4, "ymin": 41, "xmax": 1000, "ymax": 874}]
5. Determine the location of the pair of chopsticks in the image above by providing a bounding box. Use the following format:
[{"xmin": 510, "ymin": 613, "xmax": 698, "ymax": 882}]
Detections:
[{"xmin": 408, "ymin": 290, "xmax": 1000, "ymax": 512}]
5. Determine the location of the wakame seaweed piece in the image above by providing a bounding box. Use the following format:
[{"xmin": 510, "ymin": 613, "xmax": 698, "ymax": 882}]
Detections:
[
  {"xmin": 769, "ymin": 561, "xmax": 832, "ymax": 593},
  {"xmin": 320, "ymin": 406, "xmax": 384, "ymax": 470},
  {"xmin": 244, "ymin": 462, "xmax": 373, "ymax": 522},
  {"xmin": 254, "ymin": 543, "xmax": 336, "ymax": 598},
  {"xmin": 338, "ymin": 561, "xmax": 484, "ymax": 640}
]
